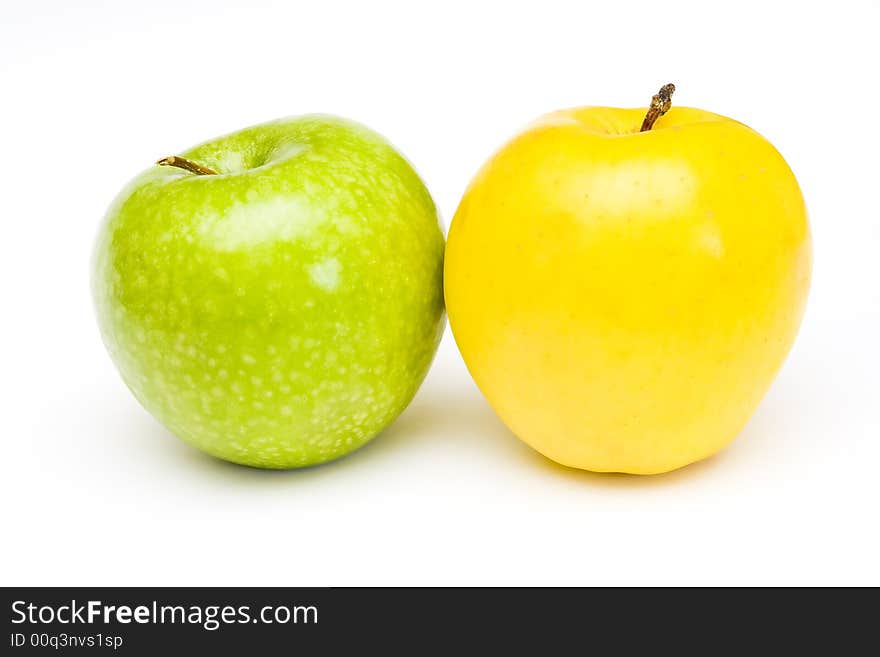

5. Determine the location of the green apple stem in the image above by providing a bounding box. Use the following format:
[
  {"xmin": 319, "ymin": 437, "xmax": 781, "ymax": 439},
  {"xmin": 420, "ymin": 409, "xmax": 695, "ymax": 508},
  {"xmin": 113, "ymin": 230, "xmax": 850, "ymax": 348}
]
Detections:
[
  {"xmin": 156, "ymin": 156, "xmax": 218, "ymax": 176},
  {"xmin": 640, "ymin": 83, "xmax": 676, "ymax": 132}
]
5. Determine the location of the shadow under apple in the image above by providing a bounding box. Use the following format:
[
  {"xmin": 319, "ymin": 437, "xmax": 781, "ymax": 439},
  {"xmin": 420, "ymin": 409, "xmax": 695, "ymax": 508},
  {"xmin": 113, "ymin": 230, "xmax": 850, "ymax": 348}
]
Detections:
[{"xmin": 146, "ymin": 380, "xmax": 763, "ymax": 489}]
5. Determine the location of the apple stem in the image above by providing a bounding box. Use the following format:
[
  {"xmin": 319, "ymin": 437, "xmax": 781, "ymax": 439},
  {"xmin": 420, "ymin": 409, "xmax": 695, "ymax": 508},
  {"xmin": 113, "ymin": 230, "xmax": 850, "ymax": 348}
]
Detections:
[
  {"xmin": 156, "ymin": 156, "xmax": 218, "ymax": 176},
  {"xmin": 640, "ymin": 83, "xmax": 676, "ymax": 132}
]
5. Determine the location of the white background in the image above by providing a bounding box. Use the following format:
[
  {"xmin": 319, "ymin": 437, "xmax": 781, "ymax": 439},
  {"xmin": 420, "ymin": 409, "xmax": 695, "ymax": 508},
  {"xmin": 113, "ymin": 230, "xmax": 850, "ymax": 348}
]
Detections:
[{"xmin": 1, "ymin": 0, "xmax": 878, "ymax": 586}]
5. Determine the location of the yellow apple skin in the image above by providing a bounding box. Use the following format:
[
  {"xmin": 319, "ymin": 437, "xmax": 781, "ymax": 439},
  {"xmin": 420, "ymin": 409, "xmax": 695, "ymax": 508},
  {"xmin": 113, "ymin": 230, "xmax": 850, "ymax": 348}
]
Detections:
[{"xmin": 445, "ymin": 106, "xmax": 811, "ymax": 474}]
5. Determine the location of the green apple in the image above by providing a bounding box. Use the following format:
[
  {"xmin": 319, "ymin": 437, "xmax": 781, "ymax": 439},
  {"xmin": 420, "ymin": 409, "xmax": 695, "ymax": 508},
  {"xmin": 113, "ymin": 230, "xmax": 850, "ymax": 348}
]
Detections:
[{"xmin": 92, "ymin": 115, "xmax": 445, "ymax": 468}]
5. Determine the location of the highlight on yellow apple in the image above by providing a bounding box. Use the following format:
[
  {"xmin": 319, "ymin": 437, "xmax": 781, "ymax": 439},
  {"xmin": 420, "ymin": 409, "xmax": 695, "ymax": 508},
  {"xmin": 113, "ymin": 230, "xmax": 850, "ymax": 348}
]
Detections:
[{"xmin": 444, "ymin": 84, "xmax": 812, "ymax": 475}]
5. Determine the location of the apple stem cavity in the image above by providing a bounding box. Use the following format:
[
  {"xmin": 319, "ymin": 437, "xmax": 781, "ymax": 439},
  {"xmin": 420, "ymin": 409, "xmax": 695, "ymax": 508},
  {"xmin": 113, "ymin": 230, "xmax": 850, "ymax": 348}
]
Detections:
[
  {"xmin": 156, "ymin": 156, "xmax": 218, "ymax": 176},
  {"xmin": 640, "ymin": 83, "xmax": 676, "ymax": 132}
]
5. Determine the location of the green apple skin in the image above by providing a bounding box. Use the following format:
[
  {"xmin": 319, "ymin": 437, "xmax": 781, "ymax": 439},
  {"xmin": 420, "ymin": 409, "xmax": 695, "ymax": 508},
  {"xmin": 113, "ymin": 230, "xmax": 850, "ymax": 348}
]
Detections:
[{"xmin": 92, "ymin": 115, "xmax": 445, "ymax": 468}]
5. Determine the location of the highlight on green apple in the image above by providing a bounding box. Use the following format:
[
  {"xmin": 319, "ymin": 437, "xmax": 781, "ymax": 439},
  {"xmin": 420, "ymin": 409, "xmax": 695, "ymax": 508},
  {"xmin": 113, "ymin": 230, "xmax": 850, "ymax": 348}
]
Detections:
[{"xmin": 92, "ymin": 115, "xmax": 445, "ymax": 468}]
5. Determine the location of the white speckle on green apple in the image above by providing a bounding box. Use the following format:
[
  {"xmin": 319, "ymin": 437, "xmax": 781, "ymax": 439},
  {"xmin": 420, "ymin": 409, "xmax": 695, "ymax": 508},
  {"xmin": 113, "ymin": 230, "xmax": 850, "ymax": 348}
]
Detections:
[
  {"xmin": 307, "ymin": 257, "xmax": 342, "ymax": 292},
  {"xmin": 92, "ymin": 115, "xmax": 445, "ymax": 468}
]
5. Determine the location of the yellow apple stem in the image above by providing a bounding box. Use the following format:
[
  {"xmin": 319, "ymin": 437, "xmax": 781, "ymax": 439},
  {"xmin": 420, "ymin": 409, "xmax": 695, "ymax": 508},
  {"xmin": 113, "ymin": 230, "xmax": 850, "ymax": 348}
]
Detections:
[
  {"xmin": 640, "ymin": 83, "xmax": 676, "ymax": 132},
  {"xmin": 156, "ymin": 155, "xmax": 218, "ymax": 175}
]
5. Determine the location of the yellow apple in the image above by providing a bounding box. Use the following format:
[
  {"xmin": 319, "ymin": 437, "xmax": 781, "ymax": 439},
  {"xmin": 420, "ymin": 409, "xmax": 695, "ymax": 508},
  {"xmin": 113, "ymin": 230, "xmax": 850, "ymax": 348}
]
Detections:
[{"xmin": 444, "ymin": 85, "xmax": 812, "ymax": 474}]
